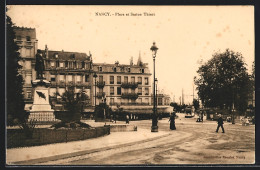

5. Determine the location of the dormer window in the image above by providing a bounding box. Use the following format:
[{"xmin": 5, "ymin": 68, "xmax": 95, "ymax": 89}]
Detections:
[
  {"xmin": 82, "ymin": 61, "xmax": 85, "ymax": 69},
  {"xmin": 99, "ymin": 66, "xmax": 102, "ymax": 72},
  {"xmin": 128, "ymin": 67, "xmax": 131, "ymax": 72},
  {"xmin": 50, "ymin": 61, "xmax": 55, "ymax": 67},
  {"xmin": 26, "ymin": 36, "xmax": 31, "ymax": 41},
  {"xmin": 56, "ymin": 60, "xmax": 59, "ymax": 67},
  {"xmin": 113, "ymin": 67, "xmax": 117, "ymax": 72},
  {"xmin": 65, "ymin": 61, "xmax": 68, "ymax": 68},
  {"xmin": 140, "ymin": 68, "xmax": 144, "ymax": 73}
]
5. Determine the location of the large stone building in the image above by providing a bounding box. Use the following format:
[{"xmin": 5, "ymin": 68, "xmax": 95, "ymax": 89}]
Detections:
[
  {"xmin": 13, "ymin": 26, "xmax": 38, "ymax": 106},
  {"xmin": 41, "ymin": 46, "xmax": 94, "ymax": 112},
  {"xmin": 13, "ymin": 26, "xmax": 172, "ymax": 118},
  {"xmin": 13, "ymin": 26, "xmax": 94, "ymax": 112},
  {"xmin": 93, "ymin": 56, "xmax": 172, "ymax": 116}
]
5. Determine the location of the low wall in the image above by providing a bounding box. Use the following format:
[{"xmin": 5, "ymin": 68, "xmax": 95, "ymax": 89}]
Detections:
[
  {"xmin": 7, "ymin": 126, "xmax": 110, "ymax": 148},
  {"xmin": 110, "ymin": 124, "xmax": 137, "ymax": 132}
]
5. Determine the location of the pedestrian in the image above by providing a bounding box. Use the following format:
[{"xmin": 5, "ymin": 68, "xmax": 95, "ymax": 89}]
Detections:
[
  {"xmin": 216, "ymin": 114, "xmax": 225, "ymax": 133},
  {"xmin": 113, "ymin": 113, "xmax": 117, "ymax": 123},
  {"xmin": 110, "ymin": 114, "xmax": 113, "ymax": 122},
  {"xmin": 201, "ymin": 112, "xmax": 204, "ymax": 122},
  {"xmin": 169, "ymin": 112, "xmax": 176, "ymax": 130},
  {"xmin": 126, "ymin": 114, "xmax": 129, "ymax": 124}
]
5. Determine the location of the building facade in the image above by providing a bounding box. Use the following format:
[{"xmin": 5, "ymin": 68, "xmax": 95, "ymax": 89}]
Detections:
[
  {"xmin": 13, "ymin": 26, "xmax": 38, "ymax": 105},
  {"xmin": 41, "ymin": 46, "xmax": 94, "ymax": 111},
  {"xmin": 13, "ymin": 26, "xmax": 172, "ymax": 117},
  {"xmin": 93, "ymin": 58, "xmax": 152, "ymax": 108}
]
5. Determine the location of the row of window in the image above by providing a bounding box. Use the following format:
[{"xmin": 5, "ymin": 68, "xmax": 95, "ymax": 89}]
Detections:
[
  {"xmin": 99, "ymin": 87, "xmax": 149, "ymax": 95},
  {"xmin": 97, "ymin": 66, "xmax": 145, "ymax": 73},
  {"xmin": 100, "ymin": 76, "xmax": 149, "ymax": 85},
  {"xmin": 50, "ymin": 74, "xmax": 90, "ymax": 82},
  {"xmin": 109, "ymin": 98, "xmax": 149, "ymax": 104},
  {"xmin": 16, "ymin": 35, "xmax": 31, "ymax": 41},
  {"xmin": 47, "ymin": 60, "xmax": 90, "ymax": 69}
]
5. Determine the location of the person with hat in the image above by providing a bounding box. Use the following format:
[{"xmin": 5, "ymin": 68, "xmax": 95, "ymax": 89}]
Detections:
[{"xmin": 216, "ymin": 114, "xmax": 225, "ymax": 133}]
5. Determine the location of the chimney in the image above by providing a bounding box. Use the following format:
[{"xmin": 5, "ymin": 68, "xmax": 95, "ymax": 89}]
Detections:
[
  {"xmin": 130, "ymin": 56, "xmax": 133, "ymax": 65},
  {"xmin": 45, "ymin": 44, "xmax": 49, "ymax": 58}
]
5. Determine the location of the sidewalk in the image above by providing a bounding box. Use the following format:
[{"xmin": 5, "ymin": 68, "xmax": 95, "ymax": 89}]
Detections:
[{"xmin": 6, "ymin": 127, "xmax": 170, "ymax": 165}]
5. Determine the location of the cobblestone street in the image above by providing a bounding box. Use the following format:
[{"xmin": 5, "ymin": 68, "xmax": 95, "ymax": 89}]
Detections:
[{"xmin": 39, "ymin": 113, "xmax": 255, "ymax": 165}]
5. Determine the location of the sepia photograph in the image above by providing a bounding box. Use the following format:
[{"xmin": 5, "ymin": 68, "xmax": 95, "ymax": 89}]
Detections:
[{"xmin": 5, "ymin": 5, "xmax": 255, "ymax": 165}]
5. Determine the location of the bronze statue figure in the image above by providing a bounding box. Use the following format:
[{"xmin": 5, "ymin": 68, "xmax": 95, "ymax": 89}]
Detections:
[{"xmin": 35, "ymin": 49, "xmax": 45, "ymax": 79}]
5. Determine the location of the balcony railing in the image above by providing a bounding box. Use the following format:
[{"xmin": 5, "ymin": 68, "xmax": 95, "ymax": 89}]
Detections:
[
  {"xmin": 109, "ymin": 102, "xmax": 149, "ymax": 106},
  {"xmin": 15, "ymin": 40, "xmax": 23, "ymax": 46},
  {"xmin": 97, "ymin": 92, "xmax": 106, "ymax": 98},
  {"xmin": 97, "ymin": 81, "xmax": 105, "ymax": 88},
  {"xmin": 58, "ymin": 81, "xmax": 66, "ymax": 87},
  {"xmin": 67, "ymin": 81, "xmax": 74, "ymax": 86},
  {"xmin": 121, "ymin": 82, "xmax": 139, "ymax": 89},
  {"xmin": 121, "ymin": 93, "xmax": 139, "ymax": 100},
  {"xmin": 25, "ymin": 41, "xmax": 33, "ymax": 47},
  {"xmin": 50, "ymin": 81, "xmax": 57, "ymax": 87},
  {"xmin": 75, "ymin": 81, "xmax": 83, "ymax": 87}
]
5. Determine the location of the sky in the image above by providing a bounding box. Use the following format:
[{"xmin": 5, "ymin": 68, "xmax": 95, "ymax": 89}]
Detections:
[{"xmin": 7, "ymin": 5, "xmax": 254, "ymax": 104}]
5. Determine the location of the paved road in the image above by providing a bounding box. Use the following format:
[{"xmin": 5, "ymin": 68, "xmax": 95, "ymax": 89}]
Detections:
[{"xmin": 41, "ymin": 114, "xmax": 255, "ymax": 165}]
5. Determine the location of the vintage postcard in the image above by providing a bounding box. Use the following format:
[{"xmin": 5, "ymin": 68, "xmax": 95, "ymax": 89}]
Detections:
[{"xmin": 6, "ymin": 5, "xmax": 255, "ymax": 166}]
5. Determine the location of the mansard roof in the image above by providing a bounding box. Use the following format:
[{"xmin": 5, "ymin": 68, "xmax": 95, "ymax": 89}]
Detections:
[{"xmin": 42, "ymin": 50, "xmax": 91, "ymax": 61}]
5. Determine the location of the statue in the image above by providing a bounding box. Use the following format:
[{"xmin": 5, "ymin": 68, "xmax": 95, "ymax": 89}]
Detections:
[{"xmin": 35, "ymin": 49, "xmax": 45, "ymax": 79}]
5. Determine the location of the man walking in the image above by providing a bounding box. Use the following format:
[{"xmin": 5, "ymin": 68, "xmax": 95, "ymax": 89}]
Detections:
[{"xmin": 216, "ymin": 114, "xmax": 225, "ymax": 133}]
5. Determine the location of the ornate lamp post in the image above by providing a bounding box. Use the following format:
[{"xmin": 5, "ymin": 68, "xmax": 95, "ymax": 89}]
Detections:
[
  {"xmin": 93, "ymin": 72, "xmax": 97, "ymax": 108},
  {"xmin": 155, "ymin": 78, "xmax": 158, "ymax": 119},
  {"xmin": 150, "ymin": 42, "xmax": 159, "ymax": 132}
]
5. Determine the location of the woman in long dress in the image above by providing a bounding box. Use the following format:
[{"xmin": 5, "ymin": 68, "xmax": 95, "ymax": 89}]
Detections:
[{"xmin": 169, "ymin": 112, "xmax": 176, "ymax": 130}]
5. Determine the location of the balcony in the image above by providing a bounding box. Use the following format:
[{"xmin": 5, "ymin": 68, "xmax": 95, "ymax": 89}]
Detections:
[
  {"xmin": 58, "ymin": 81, "xmax": 65, "ymax": 87},
  {"xmin": 50, "ymin": 81, "xmax": 57, "ymax": 87},
  {"xmin": 15, "ymin": 40, "xmax": 23, "ymax": 46},
  {"xmin": 75, "ymin": 81, "xmax": 83, "ymax": 87},
  {"xmin": 109, "ymin": 102, "xmax": 149, "ymax": 106},
  {"xmin": 97, "ymin": 92, "xmax": 106, "ymax": 98},
  {"xmin": 121, "ymin": 82, "xmax": 139, "ymax": 89},
  {"xmin": 25, "ymin": 41, "xmax": 33, "ymax": 47},
  {"xmin": 67, "ymin": 81, "xmax": 74, "ymax": 86},
  {"xmin": 97, "ymin": 81, "xmax": 105, "ymax": 88},
  {"xmin": 82, "ymin": 82, "xmax": 91, "ymax": 89},
  {"xmin": 121, "ymin": 93, "xmax": 139, "ymax": 100}
]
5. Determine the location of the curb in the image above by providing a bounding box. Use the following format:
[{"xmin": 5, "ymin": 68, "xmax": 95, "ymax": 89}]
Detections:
[{"xmin": 10, "ymin": 132, "xmax": 171, "ymax": 165}]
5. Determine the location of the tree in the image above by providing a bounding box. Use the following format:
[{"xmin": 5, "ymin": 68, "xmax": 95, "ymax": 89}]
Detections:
[
  {"xmin": 170, "ymin": 102, "xmax": 181, "ymax": 112},
  {"xmin": 94, "ymin": 103, "xmax": 112, "ymax": 121},
  {"xmin": 192, "ymin": 99, "xmax": 200, "ymax": 111},
  {"xmin": 56, "ymin": 87, "xmax": 88, "ymax": 123},
  {"xmin": 194, "ymin": 49, "xmax": 251, "ymax": 115},
  {"xmin": 6, "ymin": 11, "xmax": 27, "ymax": 125}
]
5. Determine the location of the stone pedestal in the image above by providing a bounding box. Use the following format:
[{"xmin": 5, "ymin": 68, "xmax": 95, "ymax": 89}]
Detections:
[{"xmin": 29, "ymin": 79, "xmax": 59, "ymax": 123}]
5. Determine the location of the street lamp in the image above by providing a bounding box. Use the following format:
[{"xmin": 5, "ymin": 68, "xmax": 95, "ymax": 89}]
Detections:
[
  {"xmin": 155, "ymin": 78, "xmax": 158, "ymax": 119},
  {"xmin": 150, "ymin": 42, "xmax": 159, "ymax": 132},
  {"xmin": 231, "ymin": 77, "xmax": 235, "ymax": 124},
  {"xmin": 93, "ymin": 72, "xmax": 97, "ymax": 108}
]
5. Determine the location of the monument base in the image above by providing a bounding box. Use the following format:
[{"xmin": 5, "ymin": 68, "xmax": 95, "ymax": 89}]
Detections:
[
  {"xmin": 28, "ymin": 111, "xmax": 59, "ymax": 123},
  {"xmin": 29, "ymin": 79, "xmax": 60, "ymax": 124}
]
